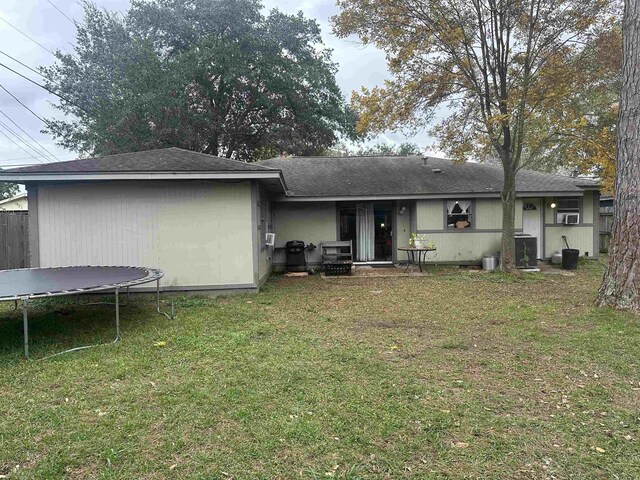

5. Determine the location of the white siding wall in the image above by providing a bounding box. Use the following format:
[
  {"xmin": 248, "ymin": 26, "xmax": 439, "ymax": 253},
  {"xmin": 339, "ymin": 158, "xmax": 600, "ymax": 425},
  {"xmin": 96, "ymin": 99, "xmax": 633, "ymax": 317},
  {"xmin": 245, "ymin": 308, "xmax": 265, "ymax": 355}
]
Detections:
[{"xmin": 36, "ymin": 181, "xmax": 255, "ymax": 288}]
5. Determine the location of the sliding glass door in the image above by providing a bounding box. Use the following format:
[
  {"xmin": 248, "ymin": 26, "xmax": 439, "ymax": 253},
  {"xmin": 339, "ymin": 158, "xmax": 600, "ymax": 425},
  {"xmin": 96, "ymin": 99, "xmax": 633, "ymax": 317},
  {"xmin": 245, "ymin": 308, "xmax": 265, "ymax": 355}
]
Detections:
[{"xmin": 339, "ymin": 203, "xmax": 393, "ymax": 262}]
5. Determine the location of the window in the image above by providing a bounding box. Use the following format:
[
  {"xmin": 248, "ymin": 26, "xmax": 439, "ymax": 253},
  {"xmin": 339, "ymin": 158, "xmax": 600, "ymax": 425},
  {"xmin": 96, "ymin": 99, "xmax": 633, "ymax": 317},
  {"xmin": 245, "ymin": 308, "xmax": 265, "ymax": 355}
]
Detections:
[
  {"xmin": 556, "ymin": 197, "xmax": 580, "ymax": 224},
  {"xmin": 257, "ymin": 188, "xmax": 271, "ymax": 251},
  {"xmin": 446, "ymin": 200, "xmax": 473, "ymax": 229}
]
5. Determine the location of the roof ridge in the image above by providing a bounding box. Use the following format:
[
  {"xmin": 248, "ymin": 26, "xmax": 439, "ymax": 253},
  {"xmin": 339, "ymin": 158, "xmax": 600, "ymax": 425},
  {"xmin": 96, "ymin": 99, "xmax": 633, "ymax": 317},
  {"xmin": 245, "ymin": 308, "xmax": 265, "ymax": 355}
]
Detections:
[{"xmin": 171, "ymin": 148, "xmax": 279, "ymax": 170}]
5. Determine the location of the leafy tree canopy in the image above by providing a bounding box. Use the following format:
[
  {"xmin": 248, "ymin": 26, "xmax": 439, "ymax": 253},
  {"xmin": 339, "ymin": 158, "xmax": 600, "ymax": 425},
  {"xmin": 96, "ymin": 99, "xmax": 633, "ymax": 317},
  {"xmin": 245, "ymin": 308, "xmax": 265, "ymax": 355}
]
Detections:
[
  {"xmin": 525, "ymin": 25, "xmax": 621, "ymax": 193},
  {"xmin": 42, "ymin": 0, "xmax": 358, "ymax": 160},
  {"xmin": 326, "ymin": 141, "xmax": 423, "ymax": 156},
  {"xmin": 334, "ymin": 0, "xmax": 619, "ymax": 270},
  {"xmin": 0, "ymin": 182, "xmax": 18, "ymax": 200}
]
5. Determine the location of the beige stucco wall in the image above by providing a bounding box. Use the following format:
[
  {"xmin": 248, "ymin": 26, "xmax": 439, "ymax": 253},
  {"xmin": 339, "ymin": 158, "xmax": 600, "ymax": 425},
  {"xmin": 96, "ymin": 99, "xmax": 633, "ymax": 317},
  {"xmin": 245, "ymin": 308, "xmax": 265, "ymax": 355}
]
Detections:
[
  {"xmin": 415, "ymin": 200, "xmax": 443, "ymax": 230},
  {"xmin": 394, "ymin": 201, "xmax": 413, "ymax": 251},
  {"xmin": 582, "ymin": 190, "xmax": 595, "ymax": 223},
  {"xmin": 414, "ymin": 198, "xmax": 522, "ymax": 262},
  {"xmin": 416, "ymin": 198, "xmax": 523, "ymax": 231},
  {"xmin": 542, "ymin": 191, "xmax": 597, "ymax": 258},
  {"xmin": 272, "ymin": 201, "xmax": 337, "ymax": 264},
  {"xmin": 544, "ymin": 226, "xmax": 595, "ymax": 258},
  {"xmin": 420, "ymin": 232, "xmax": 502, "ymax": 262},
  {"xmin": 35, "ymin": 181, "xmax": 255, "ymax": 288}
]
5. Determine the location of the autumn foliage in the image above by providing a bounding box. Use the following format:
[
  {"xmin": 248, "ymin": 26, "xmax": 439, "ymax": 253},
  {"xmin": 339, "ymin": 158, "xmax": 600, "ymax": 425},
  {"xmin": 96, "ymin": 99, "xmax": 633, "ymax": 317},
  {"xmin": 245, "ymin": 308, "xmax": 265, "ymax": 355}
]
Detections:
[{"xmin": 334, "ymin": 0, "xmax": 620, "ymax": 269}]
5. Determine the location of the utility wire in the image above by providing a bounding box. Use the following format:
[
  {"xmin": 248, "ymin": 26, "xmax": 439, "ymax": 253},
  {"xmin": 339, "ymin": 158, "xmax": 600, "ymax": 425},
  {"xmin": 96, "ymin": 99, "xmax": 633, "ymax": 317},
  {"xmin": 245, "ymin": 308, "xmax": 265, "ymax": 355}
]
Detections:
[
  {"xmin": 0, "ymin": 110, "xmax": 58, "ymax": 161},
  {"xmin": 0, "ymin": 153, "xmax": 76, "ymax": 163},
  {"xmin": 45, "ymin": 0, "xmax": 76, "ymax": 25},
  {"xmin": 0, "ymin": 82, "xmax": 48, "ymax": 124},
  {"xmin": 0, "ymin": 119, "xmax": 49, "ymax": 163},
  {"xmin": 0, "ymin": 50, "xmax": 58, "ymax": 85},
  {"xmin": 0, "ymin": 16, "xmax": 55, "ymax": 56},
  {"xmin": 0, "ymin": 62, "xmax": 87, "ymax": 112},
  {"xmin": 0, "ymin": 124, "xmax": 44, "ymax": 163}
]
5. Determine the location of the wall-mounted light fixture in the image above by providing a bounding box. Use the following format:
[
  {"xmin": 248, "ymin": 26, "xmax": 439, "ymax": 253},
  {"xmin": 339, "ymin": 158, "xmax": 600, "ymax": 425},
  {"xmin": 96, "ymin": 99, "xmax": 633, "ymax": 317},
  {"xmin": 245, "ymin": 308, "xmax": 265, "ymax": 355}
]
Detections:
[
  {"xmin": 550, "ymin": 202, "xmax": 557, "ymax": 209},
  {"xmin": 399, "ymin": 205, "xmax": 407, "ymax": 215}
]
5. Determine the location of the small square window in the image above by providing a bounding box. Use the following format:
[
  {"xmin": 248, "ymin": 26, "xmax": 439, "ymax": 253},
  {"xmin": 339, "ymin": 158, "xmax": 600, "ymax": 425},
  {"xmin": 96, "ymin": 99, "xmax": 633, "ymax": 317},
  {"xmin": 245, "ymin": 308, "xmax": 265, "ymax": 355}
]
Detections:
[
  {"xmin": 556, "ymin": 197, "xmax": 580, "ymax": 223},
  {"xmin": 446, "ymin": 200, "xmax": 473, "ymax": 229}
]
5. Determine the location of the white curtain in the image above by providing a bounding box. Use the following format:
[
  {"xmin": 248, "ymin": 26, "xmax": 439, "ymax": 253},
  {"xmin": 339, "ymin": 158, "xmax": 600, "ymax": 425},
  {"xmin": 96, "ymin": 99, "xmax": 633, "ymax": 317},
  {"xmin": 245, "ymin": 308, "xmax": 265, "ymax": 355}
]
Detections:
[
  {"xmin": 356, "ymin": 203, "xmax": 375, "ymax": 261},
  {"xmin": 446, "ymin": 201, "xmax": 456, "ymax": 214},
  {"xmin": 458, "ymin": 200, "xmax": 471, "ymax": 214},
  {"xmin": 447, "ymin": 200, "xmax": 471, "ymax": 214}
]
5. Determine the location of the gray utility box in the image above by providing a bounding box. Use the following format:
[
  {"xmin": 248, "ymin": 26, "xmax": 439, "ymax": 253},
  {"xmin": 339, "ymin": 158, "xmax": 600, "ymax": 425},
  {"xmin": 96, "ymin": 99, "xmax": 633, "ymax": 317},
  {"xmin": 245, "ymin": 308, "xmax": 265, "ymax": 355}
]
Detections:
[{"xmin": 515, "ymin": 235, "xmax": 538, "ymax": 268}]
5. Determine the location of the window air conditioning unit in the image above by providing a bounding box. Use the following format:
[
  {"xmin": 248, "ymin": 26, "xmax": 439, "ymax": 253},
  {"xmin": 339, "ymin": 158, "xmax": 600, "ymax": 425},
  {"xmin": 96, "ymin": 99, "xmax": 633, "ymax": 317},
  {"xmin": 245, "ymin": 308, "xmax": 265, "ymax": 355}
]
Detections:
[
  {"xmin": 265, "ymin": 233, "xmax": 276, "ymax": 246},
  {"xmin": 562, "ymin": 213, "xmax": 580, "ymax": 225}
]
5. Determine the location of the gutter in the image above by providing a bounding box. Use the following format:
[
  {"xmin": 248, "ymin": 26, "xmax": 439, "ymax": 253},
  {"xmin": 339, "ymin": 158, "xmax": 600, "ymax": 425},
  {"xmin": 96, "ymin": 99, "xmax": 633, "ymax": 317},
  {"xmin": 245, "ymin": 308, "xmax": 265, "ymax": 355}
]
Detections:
[
  {"xmin": 0, "ymin": 170, "xmax": 287, "ymax": 192},
  {"xmin": 272, "ymin": 191, "xmax": 596, "ymax": 202}
]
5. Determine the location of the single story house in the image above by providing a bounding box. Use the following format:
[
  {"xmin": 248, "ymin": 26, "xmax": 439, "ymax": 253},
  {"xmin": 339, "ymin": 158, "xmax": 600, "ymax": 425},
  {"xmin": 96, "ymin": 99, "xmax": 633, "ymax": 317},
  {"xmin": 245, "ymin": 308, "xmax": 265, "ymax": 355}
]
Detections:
[
  {"xmin": 0, "ymin": 192, "xmax": 28, "ymax": 211},
  {"xmin": 0, "ymin": 148, "xmax": 600, "ymax": 292}
]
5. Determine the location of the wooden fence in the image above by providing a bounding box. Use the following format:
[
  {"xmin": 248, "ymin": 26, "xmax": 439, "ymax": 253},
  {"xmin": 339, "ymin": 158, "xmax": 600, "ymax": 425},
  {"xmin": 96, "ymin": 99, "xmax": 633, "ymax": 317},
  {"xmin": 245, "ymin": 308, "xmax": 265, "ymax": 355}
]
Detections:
[
  {"xmin": 0, "ymin": 212, "xmax": 29, "ymax": 269},
  {"xmin": 599, "ymin": 206, "xmax": 614, "ymax": 253}
]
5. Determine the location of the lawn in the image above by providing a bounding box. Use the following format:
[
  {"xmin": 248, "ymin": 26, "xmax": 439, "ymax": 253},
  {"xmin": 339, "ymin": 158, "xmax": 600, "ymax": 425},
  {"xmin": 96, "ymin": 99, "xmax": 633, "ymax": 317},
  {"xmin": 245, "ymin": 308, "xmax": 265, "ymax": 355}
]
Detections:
[{"xmin": 0, "ymin": 260, "xmax": 639, "ymax": 479}]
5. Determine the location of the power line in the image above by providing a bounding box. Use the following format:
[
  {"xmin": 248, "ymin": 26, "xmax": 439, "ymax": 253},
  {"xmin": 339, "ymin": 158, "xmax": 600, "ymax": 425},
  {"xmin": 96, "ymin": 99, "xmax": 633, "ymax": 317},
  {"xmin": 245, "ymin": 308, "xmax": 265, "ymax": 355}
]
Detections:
[
  {"xmin": 0, "ymin": 16, "xmax": 55, "ymax": 56},
  {"xmin": 0, "ymin": 82, "xmax": 48, "ymax": 124},
  {"xmin": 0, "ymin": 119, "xmax": 49, "ymax": 163},
  {"xmin": 0, "ymin": 153, "xmax": 77, "ymax": 163},
  {"xmin": 0, "ymin": 62, "xmax": 86, "ymax": 112},
  {"xmin": 0, "ymin": 110, "xmax": 58, "ymax": 162},
  {"xmin": 0, "ymin": 50, "xmax": 57, "ymax": 85},
  {"xmin": 45, "ymin": 0, "xmax": 76, "ymax": 25},
  {"xmin": 0, "ymin": 124, "xmax": 44, "ymax": 163}
]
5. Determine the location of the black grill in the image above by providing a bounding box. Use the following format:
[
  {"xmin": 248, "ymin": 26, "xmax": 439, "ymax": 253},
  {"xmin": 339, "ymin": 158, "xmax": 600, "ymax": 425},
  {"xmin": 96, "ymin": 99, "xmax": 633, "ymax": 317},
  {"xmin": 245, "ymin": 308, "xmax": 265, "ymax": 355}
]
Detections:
[{"xmin": 286, "ymin": 240, "xmax": 307, "ymax": 272}]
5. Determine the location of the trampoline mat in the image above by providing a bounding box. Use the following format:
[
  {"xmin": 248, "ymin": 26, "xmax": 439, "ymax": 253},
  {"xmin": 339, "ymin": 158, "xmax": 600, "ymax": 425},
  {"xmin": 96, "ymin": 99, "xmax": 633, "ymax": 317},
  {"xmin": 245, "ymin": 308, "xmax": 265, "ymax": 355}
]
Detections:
[{"xmin": 0, "ymin": 266, "xmax": 152, "ymax": 300}]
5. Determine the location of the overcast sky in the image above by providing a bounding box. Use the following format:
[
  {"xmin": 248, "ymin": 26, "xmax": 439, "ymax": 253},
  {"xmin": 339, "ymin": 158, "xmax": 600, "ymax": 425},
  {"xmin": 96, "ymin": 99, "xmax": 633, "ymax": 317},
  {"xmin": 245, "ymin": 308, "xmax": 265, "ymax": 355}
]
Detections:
[{"xmin": 0, "ymin": 0, "xmax": 435, "ymax": 169}]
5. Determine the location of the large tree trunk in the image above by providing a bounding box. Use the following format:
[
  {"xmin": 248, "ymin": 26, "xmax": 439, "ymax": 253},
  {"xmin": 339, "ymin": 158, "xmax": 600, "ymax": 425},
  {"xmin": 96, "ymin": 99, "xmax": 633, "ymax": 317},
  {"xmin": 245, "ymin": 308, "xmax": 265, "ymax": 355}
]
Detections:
[
  {"xmin": 500, "ymin": 161, "xmax": 517, "ymax": 272},
  {"xmin": 596, "ymin": 0, "xmax": 640, "ymax": 312}
]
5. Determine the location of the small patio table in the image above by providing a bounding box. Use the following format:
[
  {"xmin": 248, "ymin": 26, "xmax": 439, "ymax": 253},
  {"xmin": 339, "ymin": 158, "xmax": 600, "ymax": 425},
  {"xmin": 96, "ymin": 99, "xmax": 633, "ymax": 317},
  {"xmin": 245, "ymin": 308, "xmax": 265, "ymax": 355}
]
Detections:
[{"xmin": 398, "ymin": 246, "xmax": 437, "ymax": 273}]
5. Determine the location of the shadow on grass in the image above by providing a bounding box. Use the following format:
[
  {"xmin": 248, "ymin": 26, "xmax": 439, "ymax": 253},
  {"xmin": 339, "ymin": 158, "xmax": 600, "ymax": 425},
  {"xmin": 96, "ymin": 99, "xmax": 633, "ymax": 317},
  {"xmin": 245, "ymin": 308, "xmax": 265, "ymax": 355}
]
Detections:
[{"xmin": 0, "ymin": 298, "xmax": 163, "ymax": 361}]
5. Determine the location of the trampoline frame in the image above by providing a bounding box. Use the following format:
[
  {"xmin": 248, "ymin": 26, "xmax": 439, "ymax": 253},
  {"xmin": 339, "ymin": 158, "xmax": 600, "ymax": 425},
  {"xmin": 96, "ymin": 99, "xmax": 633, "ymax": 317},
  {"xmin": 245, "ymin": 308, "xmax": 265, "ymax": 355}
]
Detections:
[{"xmin": 0, "ymin": 266, "xmax": 174, "ymax": 359}]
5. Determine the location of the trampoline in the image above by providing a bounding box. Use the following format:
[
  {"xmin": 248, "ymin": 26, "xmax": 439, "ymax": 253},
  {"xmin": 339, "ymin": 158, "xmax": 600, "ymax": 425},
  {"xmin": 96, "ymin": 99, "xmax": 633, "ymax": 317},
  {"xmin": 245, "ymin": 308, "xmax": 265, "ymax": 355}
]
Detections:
[{"xmin": 0, "ymin": 266, "xmax": 173, "ymax": 359}]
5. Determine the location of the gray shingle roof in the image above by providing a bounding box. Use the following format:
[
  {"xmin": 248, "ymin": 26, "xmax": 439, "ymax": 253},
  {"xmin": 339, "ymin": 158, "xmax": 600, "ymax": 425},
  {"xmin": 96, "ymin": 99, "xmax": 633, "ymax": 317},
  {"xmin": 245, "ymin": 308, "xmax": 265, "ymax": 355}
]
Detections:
[
  {"xmin": 259, "ymin": 156, "xmax": 599, "ymax": 197},
  {"xmin": 8, "ymin": 147, "xmax": 277, "ymax": 173}
]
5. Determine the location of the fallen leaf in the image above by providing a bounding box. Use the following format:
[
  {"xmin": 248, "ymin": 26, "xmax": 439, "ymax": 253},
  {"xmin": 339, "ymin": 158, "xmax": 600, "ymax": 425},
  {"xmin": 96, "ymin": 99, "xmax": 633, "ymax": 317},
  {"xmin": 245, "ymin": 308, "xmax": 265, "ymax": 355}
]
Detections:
[
  {"xmin": 595, "ymin": 447, "xmax": 606, "ymax": 453},
  {"xmin": 154, "ymin": 341, "xmax": 167, "ymax": 347}
]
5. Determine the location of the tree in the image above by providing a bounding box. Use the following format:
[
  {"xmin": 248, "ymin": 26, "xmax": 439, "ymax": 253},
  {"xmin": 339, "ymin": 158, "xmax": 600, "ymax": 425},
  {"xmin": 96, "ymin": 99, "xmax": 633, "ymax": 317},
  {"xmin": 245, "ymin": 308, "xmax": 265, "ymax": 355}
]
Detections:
[
  {"xmin": 326, "ymin": 141, "xmax": 423, "ymax": 156},
  {"xmin": 596, "ymin": 0, "xmax": 640, "ymax": 312},
  {"xmin": 42, "ymin": 0, "xmax": 357, "ymax": 161},
  {"xmin": 0, "ymin": 182, "xmax": 18, "ymax": 200},
  {"xmin": 333, "ymin": 0, "xmax": 617, "ymax": 270},
  {"xmin": 523, "ymin": 26, "xmax": 621, "ymax": 193}
]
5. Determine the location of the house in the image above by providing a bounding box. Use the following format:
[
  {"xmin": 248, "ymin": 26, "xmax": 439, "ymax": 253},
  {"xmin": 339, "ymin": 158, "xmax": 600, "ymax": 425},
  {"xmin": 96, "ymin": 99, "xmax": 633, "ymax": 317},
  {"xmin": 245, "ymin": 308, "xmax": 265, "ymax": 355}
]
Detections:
[
  {"xmin": 0, "ymin": 192, "xmax": 28, "ymax": 211},
  {"xmin": 0, "ymin": 148, "xmax": 600, "ymax": 292},
  {"xmin": 261, "ymin": 155, "xmax": 600, "ymax": 267}
]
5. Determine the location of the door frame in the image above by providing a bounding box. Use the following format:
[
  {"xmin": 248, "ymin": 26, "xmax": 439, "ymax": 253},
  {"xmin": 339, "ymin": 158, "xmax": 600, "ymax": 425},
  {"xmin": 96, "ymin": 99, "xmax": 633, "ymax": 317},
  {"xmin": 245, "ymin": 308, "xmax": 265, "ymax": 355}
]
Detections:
[
  {"xmin": 336, "ymin": 201, "xmax": 395, "ymax": 264},
  {"xmin": 522, "ymin": 198, "xmax": 544, "ymax": 259}
]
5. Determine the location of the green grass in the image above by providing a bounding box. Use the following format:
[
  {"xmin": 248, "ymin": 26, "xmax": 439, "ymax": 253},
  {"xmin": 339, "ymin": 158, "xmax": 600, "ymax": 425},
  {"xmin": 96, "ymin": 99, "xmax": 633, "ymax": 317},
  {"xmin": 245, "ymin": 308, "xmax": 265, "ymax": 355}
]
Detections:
[{"xmin": 0, "ymin": 260, "xmax": 639, "ymax": 479}]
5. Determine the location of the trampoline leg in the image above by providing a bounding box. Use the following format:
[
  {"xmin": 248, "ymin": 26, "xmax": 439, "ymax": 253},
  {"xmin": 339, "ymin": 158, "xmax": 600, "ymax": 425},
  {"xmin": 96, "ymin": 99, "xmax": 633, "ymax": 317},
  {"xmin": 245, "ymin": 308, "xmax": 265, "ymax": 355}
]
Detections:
[
  {"xmin": 115, "ymin": 288, "xmax": 120, "ymax": 342},
  {"xmin": 23, "ymin": 298, "xmax": 29, "ymax": 359},
  {"xmin": 156, "ymin": 278, "xmax": 174, "ymax": 320}
]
